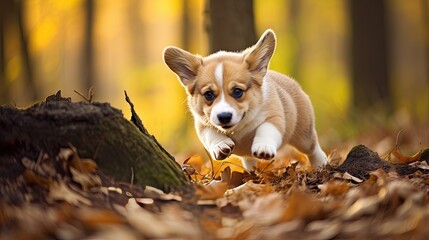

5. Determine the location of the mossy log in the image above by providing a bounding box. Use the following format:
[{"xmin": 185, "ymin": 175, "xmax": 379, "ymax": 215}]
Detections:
[{"xmin": 0, "ymin": 91, "xmax": 189, "ymax": 192}]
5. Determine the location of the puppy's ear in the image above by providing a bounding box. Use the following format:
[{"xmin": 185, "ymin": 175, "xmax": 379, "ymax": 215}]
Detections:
[
  {"xmin": 163, "ymin": 47, "xmax": 202, "ymax": 86},
  {"xmin": 244, "ymin": 29, "xmax": 276, "ymax": 77}
]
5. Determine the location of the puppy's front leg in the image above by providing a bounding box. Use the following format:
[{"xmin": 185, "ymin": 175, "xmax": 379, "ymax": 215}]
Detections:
[
  {"xmin": 251, "ymin": 122, "xmax": 282, "ymax": 159},
  {"xmin": 199, "ymin": 127, "xmax": 235, "ymax": 160}
]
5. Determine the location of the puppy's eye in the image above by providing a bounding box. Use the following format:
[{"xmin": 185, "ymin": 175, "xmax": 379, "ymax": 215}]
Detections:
[
  {"xmin": 232, "ymin": 88, "xmax": 243, "ymax": 99},
  {"xmin": 204, "ymin": 91, "xmax": 215, "ymax": 101}
]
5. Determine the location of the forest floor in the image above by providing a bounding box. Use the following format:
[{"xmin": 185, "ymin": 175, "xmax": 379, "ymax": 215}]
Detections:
[{"xmin": 1, "ymin": 125, "xmax": 429, "ymax": 239}]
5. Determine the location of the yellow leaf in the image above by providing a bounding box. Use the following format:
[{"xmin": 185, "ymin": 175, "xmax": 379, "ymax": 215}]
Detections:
[
  {"xmin": 183, "ymin": 155, "xmax": 211, "ymax": 181},
  {"xmin": 184, "ymin": 155, "xmax": 246, "ymax": 181},
  {"xmin": 211, "ymin": 156, "xmax": 245, "ymax": 178}
]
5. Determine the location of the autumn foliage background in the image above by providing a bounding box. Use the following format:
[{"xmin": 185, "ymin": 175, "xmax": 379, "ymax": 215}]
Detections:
[
  {"xmin": 1, "ymin": 0, "xmax": 428, "ymax": 159},
  {"xmin": 1, "ymin": 1, "xmax": 429, "ymax": 239}
]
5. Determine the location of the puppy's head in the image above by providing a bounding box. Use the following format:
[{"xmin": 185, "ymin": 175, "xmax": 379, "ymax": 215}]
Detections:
[{"xmin": 164, "ymin": 29, "xmax": 276, "ymax": 131}]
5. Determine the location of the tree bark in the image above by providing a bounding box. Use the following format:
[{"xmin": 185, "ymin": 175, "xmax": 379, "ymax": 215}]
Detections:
[
  {"xmin": 205, "ymin": 0, "xmax": 257, "ymax": 53},
  {"xmin": 16, "ymin": 0, "xmax": 38, "ymax": 101},
  {"xmin": 83, "ymin": 0, "xmax": 95, "ymax": 91},
  {"xmin": 350, "ymin": 0, "xmax": 391, "ymax": 112},
  {"xmin": 182, "ymin": 0, "xmax": 191, "ymax": 50},
  {"xmin": 0, "ymin": 91, "xmax": 189, "ymax": 193},
  {"xmin": 0, "ymin": 0, "xmax": 7, "ymax": 104}
]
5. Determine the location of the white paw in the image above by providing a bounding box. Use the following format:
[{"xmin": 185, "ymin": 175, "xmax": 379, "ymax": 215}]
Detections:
[
  {"xmin": 210, "ymin": 138, "xmax": 235, "ymax": 160},
  {"xmin": 251, "ymin": 143, "xmax": 276, "ymax": 160},
  {"xmin": 309, "ymin": 144, "xmax": 328, "ymax": 168}
]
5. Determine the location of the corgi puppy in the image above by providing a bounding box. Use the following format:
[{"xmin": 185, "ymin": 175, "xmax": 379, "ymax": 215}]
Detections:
[{"xmin": 163, "ymin": 29, "xmax": 328, "ymax": 171}]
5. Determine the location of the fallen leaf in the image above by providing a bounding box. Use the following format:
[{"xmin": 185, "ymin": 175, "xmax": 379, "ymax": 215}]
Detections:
[
  {"xmin": 22, "ymin": 169, "xmax": 51, "ymax": 189},
  {"xmin": 125, "ymin": 198, "xmax": 198, "ymax": 238},
  {"xmin": 125, "ymin": 198, "xmax": 168, "ymax": 238},
  {"xmin": 327, "ymin": 149, "xmax": 343, "ymax": 167},
  {"xmin": 410, "ymin": 161, "xmax": 429, "ymax": 170},
  {"xmin": 342, "ymin": 172, "xmax": 364, "ymax": 183},
  {"xmin": 183, "ymin": 155, "xmax": 211, "ymax": 181},
  {"xmin": 135, "ymin": 198, "xmax": 155, "ymax": 205},
  {"xmin": 220, "ymin": 166, "xmax": 244, "ymax": 189},
  {"xmin": 342, "ymin": 195, "xmax": 381, "ymax": 220},
  {"xmin": 242, "ymin": 192, "xmax": 285, "ymax": 225},
  {"xmin": 212, "ymin": 156, "xmax": 245, "ymax": 178},
  {"xmin": 306, "ymin": 220, "xmax": 342, "ymax": 240},
  {"xmin": 58, "ymin": 147, "xmax": 97, "ymax": 174},
  {"xmin": 143, "ymin": 186, "xmax": 182, "ymax": 201},
  {"xmin": 282, "ymin": 190, "xmax": 325, "ymax": 222},
  {"xmin": 225, "ymin": 181, "xmax": 274, "ymax": 200},
  {"xmin": 78, "ymin": 208, "xmax": 125, "ymax": 230},
  {"xmin": 195, "ymin": 180, "xmax": 228, "ymax": 200},
  {"xmin": 70, "ymin": 167, "xmax": 101, "ymax": 191},
  {"xmin": 390, "ymin": 147, "xmax": 423, "ymax": 164},
  {"xmin": 48, "ymin": 180, "xmax": 91, "ymax": 206},
  {"xmin": 21, "ymin": 153, "xmax": 57, "ymax": 178},
  {"xmin": 318, "ymin": 180, "xmax": 351, "ymax": 196}
]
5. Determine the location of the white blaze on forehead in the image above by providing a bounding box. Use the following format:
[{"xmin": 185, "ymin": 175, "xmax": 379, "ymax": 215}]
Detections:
[
  {"xmin": 210, "ymin": 62, "xmax": 242, "ymax": 128},
  {"xmin": 215, "ymin": 63, "xmax": 223, "ymax": 86}
]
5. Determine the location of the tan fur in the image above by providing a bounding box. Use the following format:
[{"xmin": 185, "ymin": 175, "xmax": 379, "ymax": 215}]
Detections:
[{"xmin": 164, "ymin": 29, "xmax": 327, "ymax": 170}]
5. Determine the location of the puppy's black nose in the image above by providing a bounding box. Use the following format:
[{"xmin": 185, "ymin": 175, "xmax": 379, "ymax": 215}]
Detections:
[{"xmin": 217, "ymin": 112, "xmax": 232, "ymax": 124}]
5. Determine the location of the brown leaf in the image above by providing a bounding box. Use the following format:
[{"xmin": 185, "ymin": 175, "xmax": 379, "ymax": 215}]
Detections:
[
  {"xmin": 220, "ymin": 166, "xmax": 244, "ymax": 189},
  {"xmin": 390, "ymin": 148, "xmax": 423, "ymax": 164},
  {"xmin": 22, "ymin": 169, "xmax": 51, "ymax": 189},
  {"xmin": 318, "ymin": 180, "xmax": 351, "ymax": 196},
  {"xmin": 58, "ymin": 147, "xmax": 97, "ymax": 174},
  {"xmin": 282, "ymin": 190, "xmax": 325, "ymax": 222},
  {"xmin": 195, "ymin": 180, "xmax": 228, "ymax": 200},
  {"xmin": 242, "ymin": 192, "xmax": 285, "ymax": 225},
  {"xmin": 143, "ymin": 186, "xmax": 182, "ymax": 201},
  {"xmin": 78, "ymin": 208, "xmax": 125, "ymax": 230},
  {"xmin": 48, "ymin": 180, "xmax": 91, "ymax": 206},
  {"xmin": 125, "ymin": 198, "xmax": 198, "ymax": 238},
  {"xmin": 224, "ymin": 181, "xmax": 274, "ymax": 205},
  {"xmin": 70, "ymin": 167, "xmax": 101, "ymax": 191},
  {"xmin": 342, "ymin": 195, "xmax": 381, "ymax": 220}
]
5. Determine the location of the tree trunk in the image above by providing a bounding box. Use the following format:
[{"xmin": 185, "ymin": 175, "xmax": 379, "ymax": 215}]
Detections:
[
  {"xmin": 205, "ymin": 0, "xmax": 257, "ymax": 53},
  {"xmin": 350, "ymin": 0, "xmax": 391, "ymax": 112},
  {"xmin": 423, "ymin": 0, "xmax": 429, "ymax": 84},
  {"xmin": 0, "ymin": 0, "xmax": 7, "ymax": 104},
  {"xmin": 83, "ymin": 0, "xmax": 95, "ymax": 91},
  {"xmin": 16, "ymin": 0, "xmax": 38, "ymax": 101},
  {"xmin": 182, "ymin": 0, "xmax": 191, "ymax": 50},
  {"xmin": 0, "ymin": 91, "xmax": 189, "ymax": 193}
]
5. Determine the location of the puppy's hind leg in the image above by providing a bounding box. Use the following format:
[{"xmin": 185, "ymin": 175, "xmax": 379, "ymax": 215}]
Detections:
[
  {"xmin": 291, "ymin": 128, "xmax": 328, "ymax": 169},
  {"xmin": 307, "ymin": 143, "xmax": 328, "ymax": 168}
]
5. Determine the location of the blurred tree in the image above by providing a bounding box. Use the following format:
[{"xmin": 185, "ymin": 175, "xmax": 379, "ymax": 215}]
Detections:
[
  {"xmin": 288, "ymin": 0, "xmax": 300, "ymax": 79},
  {"xmin": 424, "ymin": 0, "xmax": 429, "ymax": 81},
  {"xmin": 350, "ymin": 0, "xmax": 391, "ymax": 112},
  {"xmin": 0, "ymin": 0, "xmax": 7, "ymax": 103},
  {"xmin": 128, "ymin": 0, "xmax": 147, "ymax": 65},
  {"xmin": 0, "ymin": 0, "xmax": 38, "ymax": 103},
  {"xmin": 17, "ymin": 0, "xmax": 38, "ymax": 102},
  {"xmin": 83, "ymin": 0, "xmax": 95, "ymax": 91},
  {"xmin": 182, "ymin": 0, "xmax": 191, "ymax": 50},
  {"xmin": 205, "ymin": 0, "xmax": 257, "ymax": 53}
]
